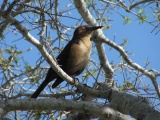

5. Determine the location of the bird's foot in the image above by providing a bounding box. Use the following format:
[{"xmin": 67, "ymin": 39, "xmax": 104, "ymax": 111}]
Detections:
[{"xmin": 73, "ymin": 77, "xmax": 79, "ymax": 83}]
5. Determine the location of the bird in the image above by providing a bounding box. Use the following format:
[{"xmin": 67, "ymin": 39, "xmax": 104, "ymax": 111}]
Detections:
[{"xmin": 31, "ymin": 25, "xmax": 103, "ymax": 98}]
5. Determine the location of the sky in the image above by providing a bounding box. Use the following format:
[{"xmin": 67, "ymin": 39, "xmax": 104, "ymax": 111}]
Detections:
[
  {"xmin": 12, "ymin": 1, "xmax": 159, "ymax": 70},
  {"xmin": 0, "ymin": 1, "xmax": 160, "ymax": 119},
  {"xmin": 2, "ymin": 0, "xmax": 159, "ymax": 86},
  {"xmin": 1, "ymin": 0, "xmax": 160, "ymax": 107}
]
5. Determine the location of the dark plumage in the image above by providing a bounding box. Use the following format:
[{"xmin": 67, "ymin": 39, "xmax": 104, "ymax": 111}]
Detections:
[{"xmin": 31, "ymin": 25, "xmax": 103, "ymax": 98}]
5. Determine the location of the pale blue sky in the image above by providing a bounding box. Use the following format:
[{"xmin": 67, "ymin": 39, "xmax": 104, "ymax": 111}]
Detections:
[{"xmin": 1, "ymin": 1, "xmax": 160, "ymax": 103}]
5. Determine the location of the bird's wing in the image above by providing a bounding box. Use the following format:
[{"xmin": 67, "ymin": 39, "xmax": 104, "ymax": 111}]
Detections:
[{"xmin": 56, "ymin": 41, "xmax": 73, "ymax": 69}]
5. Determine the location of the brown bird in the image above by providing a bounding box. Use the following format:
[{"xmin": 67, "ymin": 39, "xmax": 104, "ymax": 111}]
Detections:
[{"xmin": 31, "ymin": 25, "xmax": 103, "ymax": 98}]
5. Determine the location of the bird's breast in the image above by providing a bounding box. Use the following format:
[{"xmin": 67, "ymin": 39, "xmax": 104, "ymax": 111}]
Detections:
[
  {"xmin": 70, "ymin": 40, "xmax": 91, "ymax": 61},
  {"xmin": 65, "ymin": 39, "xmax": 92, "ymax": 75}
]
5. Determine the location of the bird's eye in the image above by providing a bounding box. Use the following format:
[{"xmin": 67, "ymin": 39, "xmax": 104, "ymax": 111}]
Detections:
[
  {"xmin": 83, "ymin": 27, "xmax": 87, "ymax": 30},
  {"xmin": 85, "ymin": 26, "xmax": 89, "ymax": 30}
]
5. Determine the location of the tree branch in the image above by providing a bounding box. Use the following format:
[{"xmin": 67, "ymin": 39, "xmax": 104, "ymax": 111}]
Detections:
[
  {"xmin": 110, "ymin": 90, "xmax": 160, "ymax": 120},
  {"xmin": 0, "ymin": 98, "xmax": 134, "ymax": 120},
  {"xmin": 102, "ymin": 37, "xmax": 160, "ymax": 98},
  {"xmin": 0, "ymin": 0, "xmax": 32, "ymax": 38},
  {"xmin": 0, "ymin": 8, "xmax": 107, "ymax": 99},
  {"xmin": 98, "ymin": 83, "xmax": 160, "ymax": 120},
  {"xmin": 0, "ymin": 9, "xmax": 78, "ymax": 89},
  {"xmin": 39, "ymin": 11, "xmax": 46, "ymax": 43},
  {"xmin": 74, "ymin": 0, "xmax": 114, "ymax": 81},
  {"xmin": 74, "ymin": 0, "xmax": 160, "ymax": 98},
  {"xmin": 129, "ymin": 0, "xmax": 155, "ymax": 10},
  {"xmin": 6, "ymin": 0, "xmax": 20, "ymax": 13}
]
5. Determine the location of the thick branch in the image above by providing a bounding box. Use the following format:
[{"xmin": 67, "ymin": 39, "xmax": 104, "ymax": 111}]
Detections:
[
  {"xmin": 110, "ymin": 91, "xmax": 160, "ymax": 120},
  {"xmin": 98, "ymin": 83, "xmax": 160, "ymax": 120},
  {"xmin": 39, "ymin": 12, "xmax": 46, "ymax": 43},
  {"xmin": 0, "ymin": 98, "xmax": 134, "ymax": 120},
  {"xmin": 6, "ymin": 0, "xmax": 20, "ymax": 13}
]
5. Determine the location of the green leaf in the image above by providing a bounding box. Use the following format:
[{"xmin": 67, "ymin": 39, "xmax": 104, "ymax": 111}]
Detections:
[
  {"xmin": 126, "ymin": 82, "xmax": 133, "ymax": 87},
  {"xmin": 136, "ymin": 7, "xmax": 148, "ymax": 24},
  {"xmin": 138, "ymin": 8, "xmax": 144, "ymax": 15},
  {"xmin": 123, "ymin": 17, "xmax": 132, "ymax": 24},
  {"xmin": 120, "ymin": 38, "xmax": 128, "ymax": 48},
  {"xmin": 35, "ymin": 114, "xmax": 41, "ymax": 120},
  {"xmin": 25, "ymin": 65, "xmax": 34, "ymax": 71},
  {"xmin": 119, "ymin": 87, "xmax": 125, "ymax": 92},
  {"xmin": 84, "ymin": 0, "xmax": 89, "ymax": 4},
  {"xmin": 16, "ymin": 50, "xmax": 23, "ymax": 54},
  {"xmin": 138, "ymin": 15, "xmax": 148, "ymax": 24},
  {"xmin": 30, "ymin": 78, "xmax": 36, "ymax": 83},
  {"xmin": 14, "ymin": 59, "xmax": 18, "ymax": 66},
  {"xmin": 8, "ymin": 56, "xmax": 13, "ymax": 61},
  {"xmin": 129, "ymin": 51, "xmax": 134, "ymax": 56}
]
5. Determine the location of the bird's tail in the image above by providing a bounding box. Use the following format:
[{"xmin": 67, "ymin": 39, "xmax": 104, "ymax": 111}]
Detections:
[
  {"xmin": 31, "ymin": 79, "xmax": 51, "ymax": 98},
  {"xmin": 52, "ymin": 77, "xmax": 63, "ymax": 88},
  {"xmin": 31, "ymin": 68, "xmax": 57, "ymax": 98}
]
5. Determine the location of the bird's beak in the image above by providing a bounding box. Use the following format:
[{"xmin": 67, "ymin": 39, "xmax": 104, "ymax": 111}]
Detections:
[{"xmin": 90, "ymin": 26, "xmax": 103, "ymax": 31}]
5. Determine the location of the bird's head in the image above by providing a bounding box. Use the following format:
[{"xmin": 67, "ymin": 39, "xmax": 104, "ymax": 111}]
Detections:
[{"xmin": 73, "ymin": 25, "xmax": 103, "ymax": 38}]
